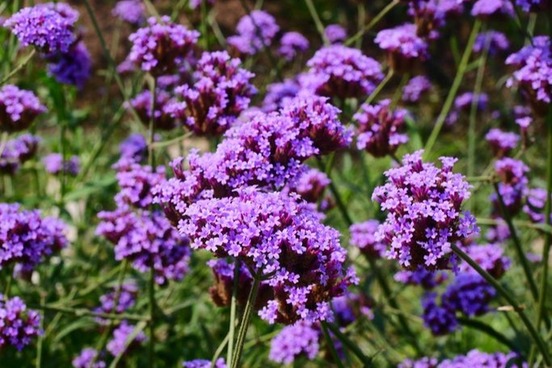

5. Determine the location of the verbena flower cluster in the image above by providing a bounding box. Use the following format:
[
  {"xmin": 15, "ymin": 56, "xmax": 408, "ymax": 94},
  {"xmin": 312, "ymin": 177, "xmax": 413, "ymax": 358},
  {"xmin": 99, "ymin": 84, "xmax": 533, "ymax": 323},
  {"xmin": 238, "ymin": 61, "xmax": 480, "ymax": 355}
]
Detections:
[
  {"xmin": 269, "ymin": 321, "xmax": 320, "ymax": 364},
  {"xmin": 0, "ymin": 294, "xmax": 41, "ymax": 350},
  {"xmin": 373, "ymin": 151, "xmax": 478, "ymax": 270},
  {"xmin": 524, "ymin": 187, "xmax": 552, "ymax": 223},
  {"xmin": 375, "ymin": 23, "xmax": 428, "ymax": 70},
  {"xmin": 402, "ymin": 76, "xmax": 432, "ymax": 103},
  {"xmin": 473, "ymin": 31, "xmax": 509, "ymax": 55},
  {"xmin": 485, "ymin": 128, "xmax": 519, "ymax": 157},
  {"xmin": 183, "ymin": 358, "xmax": 226, "ymax": 368},
  {"xmin": 278, "ymin": 32, "xmax": 309, "ymax": 61},
  {"xmin": 167, "ymin": 51, "xmax": 256, "ymax": 136},
  {"xmin": 324, "ymin": 24, "xmax": 347, "ymax": 44},
  {"xmin": 178, "ymin": 187, "xmax": 357, "ymax": 324},
  {"xmin": 43, "ymin": 153, "xmax": 80, "ymax": 177},
  {"xmin": 349, "ymin": 220, "xmax": 386, "ymax": 259},
  {"xmin": 46, "ymin": 41, "xmax": 92, "ymax": 89},
  {"xmin": 112, "ymin": 0, "xmax": 145, "ymax": 25},
  {"xmin": 303, "ymin": 45, "xmax": 383, "ymax": 99},
  {"xmin": 0, "ymin": 203, "xmax": 67, "ymax": 276},
  {"xmin": 506, "ymin": 36, "xmax": 552, "ymax": 113},
  {"xmin": 399, "ymin": 349, "xmax": 526, "ymax": 368},
  {"xmin": 72, "ymin": 348, "xmax": 106, "ymax": 368},
  {"xmin": 228, "ymin": 10, "xmax": 279, "ymax": 55},
  {"xmin": 287, "ymin": 168, "xmax": 330, "ymax": 204},
  {"xmin": 0, "ymin": 85, "xmax": 46, "ymax": 132},
  {"xmin": 0, "ymin": 134, "xmax": 41, "ymax": 175},
  {"xmin": 128, "ymin": 16, "xmax": 199, "ymax": 75},
  {"xmin": 491, "ymin": 157, "xmax": 529, "ymax": 214},
  {"xmin": 129, "ymin": 89, "xmax": 178, "ymax": 131},
  {"xmin": 94, "ymin": 283, "xmax": 137, "ymax": 324},
  {"xmin": 106, "ymin": 321, "xmax": 146, "ymax": 356},
  {"xmin": 354, "ymin": 99, "xmax": 410, "ymax": 157}
]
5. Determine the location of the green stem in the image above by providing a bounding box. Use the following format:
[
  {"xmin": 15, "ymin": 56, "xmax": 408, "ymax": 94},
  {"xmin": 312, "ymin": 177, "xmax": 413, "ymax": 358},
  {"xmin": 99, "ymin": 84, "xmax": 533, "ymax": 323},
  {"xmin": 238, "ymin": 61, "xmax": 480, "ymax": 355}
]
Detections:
[
  {"xmin": 492, "ymin": 182, "xmax": 540, "ymax": 303},
  {"xmin": 537, "ymin": 109, "xmax": 552, "ymax": 329},
  {"xmin": 0, "ymin": 49, "xmax": 35, "ymax": 85},
  {"xmin": 226, "ymin": 260, "xmax": 240, "ymax": 366},
  {"xmin": 346, "ymin": 0, "xmax": 400, "ymax": 46},
  {"xmin": 303, "ymin": 0, "xmax": 329, "ymax": 45},
  {"xmin": 424, "ymin": 20, "xmax": 481, "ymax": 158},
  {"xmin": 452, "ymin": 244, "xmax": 552, "ymax": 366},
  {"xmin": 231, "ymin": 275, "xmax": 260, "ymax": 368},
  {"xmin": 321, "ymin": 322, "xmax": 345, "ymax": 368},
  {"xmin": 324, "ymin": 322, "xmax": 373, "ymax": 367},
  {"xmin": 212, "ymin": 331, "xmax": 230, "ymax": 367}
]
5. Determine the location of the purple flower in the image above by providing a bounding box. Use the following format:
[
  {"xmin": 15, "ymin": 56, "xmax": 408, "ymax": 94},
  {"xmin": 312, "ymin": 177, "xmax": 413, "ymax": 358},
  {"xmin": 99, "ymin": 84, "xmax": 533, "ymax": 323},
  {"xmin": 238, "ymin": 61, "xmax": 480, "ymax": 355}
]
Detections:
[
  {"xmin": 407, "ymin": 0, "xmax": 464, "ymax": 39},
  {"xmin": 128, "ymin": 16, "xmax": 199, "ymax": 75},
  {"xmin": 354, "ymin": 99, "xmax": 410, "ymax": 158},
  {"xmin": 394, "ymin": 267, "xmax": 448, "ymax": 290},
  {"xmin": 0, "ymin": 203, "xmax": 67, "ymax": 276},
  {"xmin": 375, "ymin": 24, "xmax": 428, "ymax": 70},
  {"xmin": 3, "ymin": 4, "xmax": 77, "ymax": 54},
  {"xmin": 399, "ymin": 357, "xmax": 439, "ymax": 368},
  {"xmin": 0, "ymin": 294, "xmax": 41, "ymax": 350},
  {"xmin": 112, "ymin": 0, "xmax": 145, "ymax": 25},
  {"xmin": 0, "ymin": 134, "xmax": 41, "ymax": 175},
  {"xmin": 471, "ymin": 0, "xmax": 514, "ymax": 18},
  {"xmin": 515, "ymin": 0, "xmax": 549, "ymax": 12},
  {"xmin": 288, "ymin": 168, "xmax": 330, "ymax": 203},
  {"xmin": 491, "ymin": 158, "xmax": 529, "ymax": 214},
  {"xmin": 373, "ymin": 151, "xmax": 478, "ymax": 270},
  {"xmin": 106, "ymin": 321, "xmax": 146, "ymax": 356},
  {"xmin": 458, "ymin": 243, "xmax": 510, "ymax": 279},
  {"xmin": 43, "ymin": 153, "xmax": 80, "ymax": 176},
  {"xmin": 47, "ymin": 41, "xmax": 92, "ymax": 88},
  {"xmin": 506, "ymin": 36, "xmax": 552, "ymax": 113},
  {"xmin": 402, "ymin": 76, "xmax": 432, "ymax": 103},
  {"xmin": 97, "ymin": 208, "xmax": 191, "ymax": 285},
  {"xmin": 440, "ymin": 349, "xmax": 526, "ymax": 367},
  {"xmin": 227, "ymin": 10, "xmax": 279, "ymax": 55},
  {"xmin": 113, "ymin": 161, "xmax": 165, "ymax": 209},
  {"xmin": 269, "ymin": 321, "xmax": 320, "ymax": 364},
  {"xmin": 447, "ymin": 93, "xmax": 488, "ymax": 125},
  {"xmin": 178, "ymin": 188, "xmax": 357, "ymax": 324},
  {"xmin": 167, "ymin": 51, "xmax": 256, "ymax": 136},
  {"xmin": 72, "ymin": 348, "xmax": 106, "ymax": 368},
  {"xmin": 421, "ymin": 292, "xmax": 458, "ymax": 335},
  {"xmin": 95, "ymin": 283, "xmax": 138, "ymax": 324},
  {"xmin": 183, "ymin": 358, "xmax": 226, "ymax": 368},
  {"xmin": 442, "ymin": 273, "xmax": 495, "ymax": 316},
  {"xmin": 262, "ymin": 79, "xmax": 301, "ymax": 112},
  {"xmin": 324, "ymin": 24, "xmax": 347, "ymax": 44},
  {"xmin": 278, "ymin": 31, "xmax": 309, "ymax": 61},
  {"xmin": 524, "ymin": 187, "xmax": 552, "ymax": 223},
  {"xmin": 473, "ymin": 31, "xmax": 509, "ymax": 55},
  {"xmin": 128, "ymin": 89, "xmax": 179, "ymax": 131},
  {"xmin": 0, "ymin": 85, "xmax": 46, "ymax": 132},
  {"xmin": 331, "ymin": 291, "xmax": 374, "ymax": 325},
  {"xmin": 304, "ymin": 45, "xmax": 383, "ymax": 99},
  {"xmin": 485, "ymin": 128, "xmax": 519, "ymax": 157},
  {"xmin": 119, "ymin": 133, "xmax": 147, "ymax": 162},
  {"xmin": 349, "ymin": 220, "xmax": 386, "ymax": 259}
]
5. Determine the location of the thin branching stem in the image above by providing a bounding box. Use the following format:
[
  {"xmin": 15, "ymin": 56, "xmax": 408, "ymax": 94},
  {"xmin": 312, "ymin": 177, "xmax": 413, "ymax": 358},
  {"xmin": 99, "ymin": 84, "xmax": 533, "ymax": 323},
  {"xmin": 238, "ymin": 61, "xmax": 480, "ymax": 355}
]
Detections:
[{"xmin": 231, "ymin": 275, "xmax": 260, "ymax": 368}]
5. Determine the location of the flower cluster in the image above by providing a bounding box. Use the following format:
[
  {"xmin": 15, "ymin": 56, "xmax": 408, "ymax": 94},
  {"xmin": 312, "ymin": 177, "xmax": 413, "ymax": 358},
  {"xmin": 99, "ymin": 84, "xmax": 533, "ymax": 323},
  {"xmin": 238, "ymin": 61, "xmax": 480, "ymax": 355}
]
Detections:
[
  {"xmin": 375, "ymin": 24, "xmax": 428, "ymax": 71},
  {"xmin": 373, "ymin": 151, "xmax": 477, "ymax": 269},
  {"xmin": 3, "ymin": 4, "xmax": 77, "ymax": 54},
  {"xmin": 278, "ymin": 32, "xmax": 309, "ymax": 61},
  {"xmin": 287, "ymin": 168, "xmax": 330, "ymax": 203},
  {"xmin": 324, "ymin": 24, "xmax": 347, "ymax": 44},
  {"xmin": 0, "ymin": 85, "xmax": 46, "ymax": 133},
  {"xmin": 303, "ymin": 45, "xmax": 383, "ymax": 99},
  {"xmin": 155, "ymin": 97, "xmax": 350, "ymax": 219},
  {"xmin": 349, "ymin": 220, "xmax": 386, "ymax": 259},
  {"xmin": 0, "ymin": 134, "xmax": 41, "ymax": 175},
  {"xmin": 0, "ymin": 203, "xmax": 67, "ymax": 276},
  {"xmin": 113, "ymin": 160, "xmax": 165, "ymax": 208},
  {"xmin": 402, "ymin": 76, "xmax": 432, "ymax": 103},
  {"xmin": 473, "ymin": 31, "xmax": 509, "ymax": 55},
  {"xmin": 407, "ymin": 0, "xmax": 464, "ymax": 38},
  {"xmin": 0, "ymin": 294, "xmax": 41, "ymax": 350},
  {"xmin": 43, "ymin": 153, "xmax": 80, "ymax": 177},
  {"xmin": 471, "ymin": 0, "xmax": 514, "ymax": 18},
  {"xmin": 94, "ymin": 283, "xmax": 137, "ymax": 324},
  {"xmin": 72, "ymin": 349, "xmax": 106, "ymax": 368},
  {"xmin": 106, "ymin": 322, "xmax": 146, "ymax": 356},
  {"xmin": 400, "ymin": 350, "xmax": 526, "ymax": 368},
  {"xmin": 128, "ymin": 16, "xmax": 199, "ymax": 75},
  {"xmin": 178, "ymin": 188, "xmax": 357, "ymax": 324},
  {"xmin": 112, "ymin": 0, "xmax": 145, "ymax": 25},
  {"xmin": 516, "ymin": 0, "xmax": 549, "ymax": 12},
  {"xmin": 524, "ymin": 188, "xmax": 552, "ymax": 224},
  {"xmin": 119, "ymin": 133, "xmax": 148, "ymax": 162},
  {"xmin": 228, "ymin": 10, "xmax": 279, "ymax": 55},
  {"xmin": 458, "ymin": 243, "xmax": 510, "ymax": 278},
  {"xmin": 421, "ymin": 292, "xmax": 458, "ymax": 335},
  {"xmin": 183, "ymin": 358, "xmax": 226, "ymax": 368},
  {"xmin": 269, "ymin": 321, "xmax": 320, "ymax": 364},
  {"xmin": 491, "ymin": 158, "xmax": 529, "ymax": 214},
  {"xmin": 46, "ymin": 41, "xmax": 92, "ymax": 89},
  {"xmin": 128, "ymin": 89, "xmax": 178, "ymax": 131},
  {"xmin": 485, "ymin": 128, "xmax": 519, "ymax": 157},
  {"xmin": 167, "ymin": 51, "xmax": 256, "ymax": 136},
  {"xmin": 262, "ymin": 79, "xmax": 300, "ymax": 112},
  {"xmin": 506, "ymin": 36, "xmax": 552, "ymax": 113},
  {"xmin": 441, "ymin": 273, "xmax": 496, "ymax": 317},
  {"xmin": 354, "ymin": 99, "xmax": 410, "ymax": 158},
  {"xmin": 394, "ymin": 267, "xmax": 447, "ymax": 290}
]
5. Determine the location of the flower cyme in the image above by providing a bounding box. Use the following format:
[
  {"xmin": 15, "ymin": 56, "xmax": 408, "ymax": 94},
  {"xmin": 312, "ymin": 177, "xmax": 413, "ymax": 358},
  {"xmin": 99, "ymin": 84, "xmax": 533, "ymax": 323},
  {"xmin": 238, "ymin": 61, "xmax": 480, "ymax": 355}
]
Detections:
[
  {"xmin": 0, "ymin": 294, "xmax": 41, "ymax": 350},
  {"xmin": 227, "ymin": 10, "xmax": 279, "ymax": 55},
  {"xmin": 372, "ymin": 150, "xmax": 477, "ymax": 270},
  {"xmin": 269, "ymin": 321, "xmax": 320, "ymax": 364},
  {"xmin": 0, "ymin": 85, "xmax": 46, "ymax": 133}
]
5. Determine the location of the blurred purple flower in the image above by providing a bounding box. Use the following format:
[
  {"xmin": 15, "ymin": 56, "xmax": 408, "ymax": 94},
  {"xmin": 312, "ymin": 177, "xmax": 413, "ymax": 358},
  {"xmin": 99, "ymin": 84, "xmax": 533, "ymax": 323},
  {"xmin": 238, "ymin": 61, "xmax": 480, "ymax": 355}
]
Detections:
[
  {"xmin": 0, "ymin": 85, "xmax": 46, "ymax": 133},
  {"xmin": 0, "ymin": 294, "xmax": 41, "ymax": 350}
]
